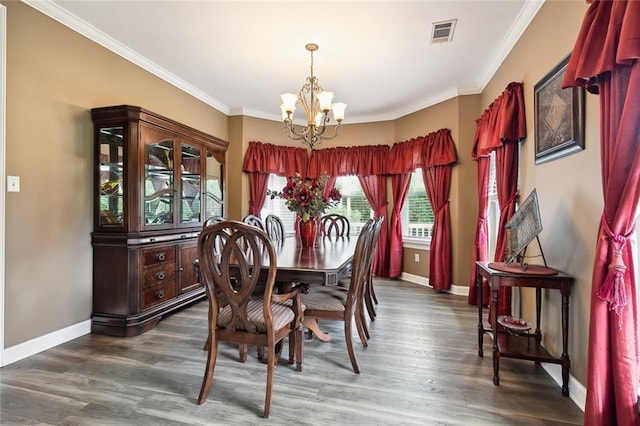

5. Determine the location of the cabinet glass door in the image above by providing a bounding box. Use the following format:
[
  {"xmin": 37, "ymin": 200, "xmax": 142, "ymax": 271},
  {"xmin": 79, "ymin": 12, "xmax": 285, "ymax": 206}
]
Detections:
[
  {"xmin": 144, "ymin": 135, "xmax": 175, "ymax": 225},
  {"xmin": 204, "ymin": 150, "xmax": 224, "ymax": 218},
  {"xmin": 98, "ymin": 126, "xmax": 124, "ymax": 226},
  {"xmin": 180, "ymin": 143, "xmax": 201, "ymax": 224}
]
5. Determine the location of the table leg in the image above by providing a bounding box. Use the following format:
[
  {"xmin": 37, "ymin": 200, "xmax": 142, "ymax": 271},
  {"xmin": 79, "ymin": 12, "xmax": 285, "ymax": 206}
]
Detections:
[
  {"xmin": 561, "ymin": 291, "xmax": 571, "ymax": 396},
  {"xmin": 477, "ymin": 271, "xmax": 484, "ymax": 357},
  {"xmin": 303, "ymin": 318, "xmax": 332, "ymax": 342},
  {"xmin": 491, "ymin": 284, "xmax": 500, "ymax": 386}
]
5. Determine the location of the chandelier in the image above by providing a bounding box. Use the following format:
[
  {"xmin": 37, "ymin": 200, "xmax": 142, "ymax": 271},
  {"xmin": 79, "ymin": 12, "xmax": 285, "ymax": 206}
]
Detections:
[{"xmin": 280, "ymin": 43, "xmax": 347, "ymax": 149}]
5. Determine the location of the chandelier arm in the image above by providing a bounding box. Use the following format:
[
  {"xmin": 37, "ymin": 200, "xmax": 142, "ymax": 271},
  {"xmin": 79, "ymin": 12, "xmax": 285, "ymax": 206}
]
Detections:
[
  {"xmin": 283, "ymin": 120, "xmax": 307, "ymax": 141},
  {"xmin": 284, "ymin": 120, "xmax": 322, "ymax": 141},
  {"xmin": 315, "ymin": 124, "xmax": 342, "ymax": 142}
]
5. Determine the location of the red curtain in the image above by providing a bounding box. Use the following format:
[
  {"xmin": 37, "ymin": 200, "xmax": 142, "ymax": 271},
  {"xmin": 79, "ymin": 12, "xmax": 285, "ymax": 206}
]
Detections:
[
  {"xmin": 387, "ymin": 138, "xmax": 424, "ymax": 278},
  {"xmin": 247, "ymin": 173, "xmax": 269, "ymax": 216},
  {"xmin": 562, "ymin": 1, "xmax": 640, "ymax": 424},
  {"xmin": 467, "ymin": 82, "xmax": 526, "ymax": 316},
  {"xmin": 359, "ymin": 175, "xmax": 390, "ymax": 276},
  {"xmin": 422, "ymin": 130, "xmax": 457, "ymax": 291},
  {"xmin": 467, "ymin": 156, "xmax": 490, "ymax": 305},
  {"xmin": 308, "ymin": 145, "xmax": 389, "ymax": 177},
  {"xmin": 242, "ymin": 141, "xmax": 309, "ymax": 216},
  {"xmin": 387, "ymin": 137, "xmax": 425, "ymax": 173},
  {"xmin": 492, "ymin": 140, "xmax": 519, "ymax": 316},
  {"xmin": 389, "ymin": 174, "xmax": 411, "ymax": 278},
  {"xmin": 386, "ymin": 130, "xmax": 457, "ymax": 283},
  {"xmin": 242, "ymin": 141, "xmax": 308, "ymax": 176}
]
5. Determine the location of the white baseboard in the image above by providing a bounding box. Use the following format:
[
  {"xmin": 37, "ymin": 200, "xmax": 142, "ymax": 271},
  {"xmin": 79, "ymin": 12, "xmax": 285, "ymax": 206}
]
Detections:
[
  {"xmin": 542, "ymin": 362, "xmax": 586, "ymax": 412},
  {"xmin": 399, "ymin": 273, "xmax": 468, "ymax": 297},
  {"xmin": 400, "ymin": 272, "xmax": 429, "ymax": 286},
  {"xmin": 1, "ymin": 319, "xmax": 91, "ymax": 367}
]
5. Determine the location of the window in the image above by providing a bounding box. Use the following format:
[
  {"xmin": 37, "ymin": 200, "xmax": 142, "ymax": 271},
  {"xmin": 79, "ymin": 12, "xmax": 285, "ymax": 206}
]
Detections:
[
  {"xmin": 325, "ymin": 175, "xmax": 373, "ymax": 235},
  {"xmin": 402, "ymin": 168, "xmax": 435, "ymax": 240},
  {"xmin": 260, "ymin": 174, "xmax": 297, "ymax": 235},
  {"xmin": 487, "ymin": 152, "xmax": 500, "ymax": 260}
]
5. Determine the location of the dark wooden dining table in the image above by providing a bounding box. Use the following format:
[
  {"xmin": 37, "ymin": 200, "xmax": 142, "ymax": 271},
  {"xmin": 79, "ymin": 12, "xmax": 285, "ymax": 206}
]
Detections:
[
  {"xmin": 271, "ymin": 236, "xmax": 356, "ymax": 286},
  {"xmin": 272, "ymin": 236, "xmax": 357, "ymax": 341}
]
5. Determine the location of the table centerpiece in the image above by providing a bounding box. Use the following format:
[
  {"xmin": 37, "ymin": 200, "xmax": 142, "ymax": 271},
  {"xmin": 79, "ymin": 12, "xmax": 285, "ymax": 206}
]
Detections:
[{"xmin": 268, "ymin": 174, "xmax": 341, "ymax": 247}]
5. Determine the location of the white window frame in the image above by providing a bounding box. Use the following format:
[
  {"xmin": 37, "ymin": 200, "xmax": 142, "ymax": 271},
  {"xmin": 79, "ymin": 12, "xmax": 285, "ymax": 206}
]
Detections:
[{"xmin": 402, "ymin": 168, "xmax": 434, "ymax": 248}]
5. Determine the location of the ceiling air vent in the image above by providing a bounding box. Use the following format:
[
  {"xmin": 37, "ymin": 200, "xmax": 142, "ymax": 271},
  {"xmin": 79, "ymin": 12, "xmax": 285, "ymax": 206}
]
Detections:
[{"xmin": 431, "ymin": 19, "xmax": 457, "ymax": 44}]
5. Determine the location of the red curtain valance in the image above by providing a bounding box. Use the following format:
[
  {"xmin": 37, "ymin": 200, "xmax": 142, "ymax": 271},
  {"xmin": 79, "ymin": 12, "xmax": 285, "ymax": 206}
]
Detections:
[
  {"xmin": 242, "ymin": 141, "xmax": 308, "ymax": 176},
  {"xmin": 307, "ymin": 145, "xmax": 389, "ymax": 178},
  {"xmin": 561, "ymin": 0, "xmax": 640, "ymax": 93},
  {"xmin": 387, "ymin": 128, "xmax": 456, "ymax": 174},
  {"xmin": 422, "ymin": 129, "xmax": 457, "ymax": 167},
  {"xmin": 472, "ymin": 82, "xmax": 526, "ymax": 158}
]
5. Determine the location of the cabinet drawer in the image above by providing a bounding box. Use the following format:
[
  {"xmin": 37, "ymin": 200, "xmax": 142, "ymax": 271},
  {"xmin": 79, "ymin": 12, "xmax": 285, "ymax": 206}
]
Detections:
[
  {"xmin": 142, "ymin": 246, "xmax": 176, "ymax": 266},
  {"xmin": 143, "ymin": 264, "xmax": 176, "ymax": 288},
  {"xmin": 140, "ymin": 281, "xmax": 176, "ymax": 310}
]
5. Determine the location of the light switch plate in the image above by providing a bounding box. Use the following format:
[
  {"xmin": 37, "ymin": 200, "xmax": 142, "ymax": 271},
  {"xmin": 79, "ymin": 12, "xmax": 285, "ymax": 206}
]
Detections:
[{"xmin": 7, "ymin": 176, "xmax": 20, "ymax": 192}]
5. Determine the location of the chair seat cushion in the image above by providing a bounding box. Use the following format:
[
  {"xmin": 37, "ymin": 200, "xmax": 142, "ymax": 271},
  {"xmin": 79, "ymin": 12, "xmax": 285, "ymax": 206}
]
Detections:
[
  {"xmin": 218, "ymin": 298, "xmax": 297, "ymax": 332},
  {"xmin": 302, "ymin": 286, "xmax": 348, "ymax": 312}
]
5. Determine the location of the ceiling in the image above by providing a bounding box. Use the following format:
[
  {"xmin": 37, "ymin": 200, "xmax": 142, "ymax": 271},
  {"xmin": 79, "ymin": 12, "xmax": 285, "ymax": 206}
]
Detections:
[{"xmin": 30, "ymin": 0, "xmax": 544, "ymax": 124}]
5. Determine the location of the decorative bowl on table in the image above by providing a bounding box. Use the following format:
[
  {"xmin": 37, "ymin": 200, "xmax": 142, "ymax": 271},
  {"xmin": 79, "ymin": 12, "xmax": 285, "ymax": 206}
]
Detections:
[{"xmin": 497, "ymin": 315, "xmax": 532, "ymax": 334}]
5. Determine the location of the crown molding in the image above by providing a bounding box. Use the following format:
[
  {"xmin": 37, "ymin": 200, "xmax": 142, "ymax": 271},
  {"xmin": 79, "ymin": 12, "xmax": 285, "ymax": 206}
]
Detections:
[{"xmin": 22, "ymin": 0, "xmax": 230, "ymax": 115}]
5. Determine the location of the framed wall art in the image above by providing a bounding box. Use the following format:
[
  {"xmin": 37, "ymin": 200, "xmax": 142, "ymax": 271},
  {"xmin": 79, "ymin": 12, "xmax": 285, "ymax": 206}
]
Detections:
[{"xmin": 534, "ymin": 54, "xmax": 585, "ymax": 165}]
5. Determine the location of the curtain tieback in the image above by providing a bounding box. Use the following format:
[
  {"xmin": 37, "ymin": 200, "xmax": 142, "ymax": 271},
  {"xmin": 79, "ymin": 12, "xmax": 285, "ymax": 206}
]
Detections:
[
  {"xmin": 435, "ymin": 201, "xmax": 449, "ymax": 216},
  {"xmin": 499, "ymin": 192, "xmax": 519, "ymax": 215},
  {"xmin": 597, "ymin": 218, "xmax": 636, "ymax": 319},
  {"xmin": 476, "ymin": 217, "xmax": 488, "ymax": 245}
]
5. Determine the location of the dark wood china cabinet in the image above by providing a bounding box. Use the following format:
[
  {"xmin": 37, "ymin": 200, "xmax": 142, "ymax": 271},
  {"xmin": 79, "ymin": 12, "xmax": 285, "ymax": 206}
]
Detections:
[{"xmin": 91, "ymin": 105, "xmax": 227, "ymax": 336}]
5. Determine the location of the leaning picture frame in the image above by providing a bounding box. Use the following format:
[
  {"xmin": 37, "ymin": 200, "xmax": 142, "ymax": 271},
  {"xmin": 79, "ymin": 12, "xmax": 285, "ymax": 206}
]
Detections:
[{"xmin": 534, "ymin": 54, "xmax": 585, "ymax": 165}]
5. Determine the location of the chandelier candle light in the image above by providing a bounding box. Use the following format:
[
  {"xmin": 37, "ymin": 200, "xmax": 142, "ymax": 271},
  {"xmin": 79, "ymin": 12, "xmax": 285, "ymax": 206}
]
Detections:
[{"xmin": 280, "ymin": 43, "xmax": 347, "ymax": 149}]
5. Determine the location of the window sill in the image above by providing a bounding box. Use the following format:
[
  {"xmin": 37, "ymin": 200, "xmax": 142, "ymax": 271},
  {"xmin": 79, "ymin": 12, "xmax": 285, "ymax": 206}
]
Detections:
[{"xmin": 403, "ymin": 238, "xmax": 430, "ymax": 250}]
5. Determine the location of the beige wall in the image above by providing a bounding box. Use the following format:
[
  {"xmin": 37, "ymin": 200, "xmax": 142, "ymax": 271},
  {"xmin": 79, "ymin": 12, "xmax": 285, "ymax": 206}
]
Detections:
[
  {"xmin": 480, "ymin": 0, "xmax": 592, "ymax": 386},
  {"xmin": 4, "ymin": 0, "xmax": 593, "ymax": 392},
  {"xmin": 4, "ymin": 1, "xmax": 228, "ymax": 346}
]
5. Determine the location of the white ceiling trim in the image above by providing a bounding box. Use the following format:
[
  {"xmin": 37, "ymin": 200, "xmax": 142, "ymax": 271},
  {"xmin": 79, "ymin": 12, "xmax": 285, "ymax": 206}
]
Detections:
[{"xmin": 22, "ymin": 0, "xmax": 230, "ymax": 115}]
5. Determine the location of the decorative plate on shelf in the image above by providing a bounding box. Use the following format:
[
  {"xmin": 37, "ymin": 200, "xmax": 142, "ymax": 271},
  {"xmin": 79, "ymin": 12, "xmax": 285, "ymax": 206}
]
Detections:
[{"xmin": 497, "ymin": 315, "xmax": 532, "ymax": 333}]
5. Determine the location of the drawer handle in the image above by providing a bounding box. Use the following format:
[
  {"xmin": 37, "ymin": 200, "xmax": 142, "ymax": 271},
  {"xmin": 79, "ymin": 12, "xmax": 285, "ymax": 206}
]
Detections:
[
  {"xmin": 156, "ymin": 271, "xmax": 165, "ymax": 280},
  {"xmin": 156, "ymin": 253, "xmax": 166, "ymax": 261},
  {"xmin": 155, "ymin": 290, "xmax": 165, "ymax": 299}
]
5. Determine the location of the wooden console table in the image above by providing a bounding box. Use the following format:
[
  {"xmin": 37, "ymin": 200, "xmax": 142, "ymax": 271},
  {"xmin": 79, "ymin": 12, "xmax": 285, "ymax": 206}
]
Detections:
[{"xmin": 475, "ymin": 261, "xmax": 574, "ymax": 396}]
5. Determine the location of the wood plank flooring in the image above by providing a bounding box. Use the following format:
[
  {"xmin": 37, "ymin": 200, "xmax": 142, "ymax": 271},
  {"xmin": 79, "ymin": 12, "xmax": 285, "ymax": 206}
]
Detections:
[{"xmin": 0, "ymin": 279, "xmax": 584, "ymax": 425}]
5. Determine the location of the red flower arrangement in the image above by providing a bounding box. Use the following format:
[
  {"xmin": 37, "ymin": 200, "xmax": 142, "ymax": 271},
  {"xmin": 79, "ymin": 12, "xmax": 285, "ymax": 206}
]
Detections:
[{"xmin": 268, "ymin": 173, "xmax": 341, "ymax": 222}]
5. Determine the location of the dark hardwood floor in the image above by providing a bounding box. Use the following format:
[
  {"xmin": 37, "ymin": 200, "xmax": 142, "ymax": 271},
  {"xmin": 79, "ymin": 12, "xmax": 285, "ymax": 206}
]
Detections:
[{"xmin": 0, "ymin": 279, "xmax": 584, "ymax": 425}]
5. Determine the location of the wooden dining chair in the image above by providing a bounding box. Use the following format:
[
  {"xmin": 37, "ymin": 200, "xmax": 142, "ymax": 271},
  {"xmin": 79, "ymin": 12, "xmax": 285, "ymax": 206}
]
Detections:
[
  {"xmin": 358, "ymin": 215, "xmax": 384, "ymax": 339},
  {"xmin": 242, "ymin": 214, "xmax": 266, "ymax": 231},
  {"xmin": 203, "ymin": 215, "xmax": 225, "ymax": 228},
  {"xmin": 301, "ymin": 218, "xmax": 376, "ymax": 374},
  {"xmin": 265, "ymin": 214, "xmax": 285, "ymax": 243},
  {"xmin": 320, "ymin": 213, "xmax": 350, "ymax": 237},
  {"xmin": 197, "ymin": 220, "xmax": 304, "ymax": 418}
]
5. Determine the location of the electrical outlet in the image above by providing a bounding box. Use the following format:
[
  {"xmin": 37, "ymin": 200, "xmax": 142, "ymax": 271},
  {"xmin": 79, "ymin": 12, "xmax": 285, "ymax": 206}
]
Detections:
[
  {"xmin": 414, "ymin": 253, "xmax": 420, "ymax": 262},
  {"xmin": 7, "ymin": 176, "xmax": 20, "ymax": 192}
]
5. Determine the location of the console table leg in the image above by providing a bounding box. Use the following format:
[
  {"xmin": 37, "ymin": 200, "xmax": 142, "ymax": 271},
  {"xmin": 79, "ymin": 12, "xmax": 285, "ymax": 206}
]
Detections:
[
  {"xmin": 493, "ymin": 351, "xmax": 500, "ymax": 385},
  {"xmin": 477, "ymin": 272, "xmax": 484, "ymax": 357},
  {"xmin": 561, "ymin": 356, "xmax": 570, "ymax": 396}
]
